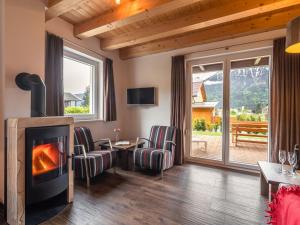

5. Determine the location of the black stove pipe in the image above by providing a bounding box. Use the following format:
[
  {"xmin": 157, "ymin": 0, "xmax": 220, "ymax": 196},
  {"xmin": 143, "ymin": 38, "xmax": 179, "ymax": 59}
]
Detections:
[{"xmin": 15, "ymin": 73, "xmax": 46, "ymax": 117}]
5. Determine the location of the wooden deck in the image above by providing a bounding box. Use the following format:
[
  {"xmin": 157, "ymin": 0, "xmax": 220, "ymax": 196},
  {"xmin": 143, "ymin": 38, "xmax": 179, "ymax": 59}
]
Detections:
[{"xmin": 191, "ymin": 134, "xmax": 268, "ymax": 164}]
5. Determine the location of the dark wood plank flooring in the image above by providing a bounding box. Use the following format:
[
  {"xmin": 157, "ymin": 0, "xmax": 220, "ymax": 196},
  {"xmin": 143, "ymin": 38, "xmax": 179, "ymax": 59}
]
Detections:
[
  {"xmin": 44, "ymin": 164, "xmax": 268, "ymax": 225},
  {"xmin": 0, "ymin": 164, "xmax": 269, "ymax": 225}
]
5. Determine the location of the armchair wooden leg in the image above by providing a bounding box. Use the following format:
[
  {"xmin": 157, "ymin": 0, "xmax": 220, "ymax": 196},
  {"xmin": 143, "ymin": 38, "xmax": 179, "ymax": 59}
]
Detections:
[
  {"xmin": 133, "ymin": 159, "xmax": 137, "ymax": 171},
  {"xmin": 86, "ymin": 176, "xmax": 90, "ymax": 188},
  {"xmin": 113, "ymin": 167, "xmax": 117, "ymax": 174},
  {"xmin": 133, "ymin": 151, "xmax": 136, "ymax": 172},
  {"xmin": 84, "ymin": 158, "xmax": 90, "ymax": 188},
  {"xmin": 160, "ymin": 169, "xmax": 164, "ymax": 179},
  {"xmin": 160, "ymin": 155, "xmax": 164, "ymax": 179}
]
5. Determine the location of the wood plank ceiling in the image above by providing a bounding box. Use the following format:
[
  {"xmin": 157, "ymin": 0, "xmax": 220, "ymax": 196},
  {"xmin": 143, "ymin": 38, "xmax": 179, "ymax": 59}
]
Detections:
[{"xmin": 45, "ymin": 0, "xmax": 300, "ymax": 59}]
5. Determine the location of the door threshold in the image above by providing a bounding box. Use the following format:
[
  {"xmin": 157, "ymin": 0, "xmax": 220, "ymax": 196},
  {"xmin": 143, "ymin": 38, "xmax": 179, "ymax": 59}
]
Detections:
[{"xmin": 185, "ymin": 158, "xmax": 260, "ymax": 175}]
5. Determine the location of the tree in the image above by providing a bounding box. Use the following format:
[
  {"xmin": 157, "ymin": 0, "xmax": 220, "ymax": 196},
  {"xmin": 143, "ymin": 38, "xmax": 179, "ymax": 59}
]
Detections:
[
  {"xmin": 82, "ymin": 86, "xmax": 90, "ymax": 107},
  {"xmin": 254, "ymin": 102, "xmax": 263, "ymax": 114},
  {"xmin": 194, "ymin": 119, "xmax": 207, "ymax": 131}
]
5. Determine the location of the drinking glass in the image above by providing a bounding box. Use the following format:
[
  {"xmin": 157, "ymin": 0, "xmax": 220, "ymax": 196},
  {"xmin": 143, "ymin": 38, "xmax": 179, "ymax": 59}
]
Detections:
[
  {"xmin": 288, "ymin": 151, "xmax": 297, "ymax": 176},
  {"xmin": 279, "ymin": 150, "xmax": 287, "ymax": 173}
]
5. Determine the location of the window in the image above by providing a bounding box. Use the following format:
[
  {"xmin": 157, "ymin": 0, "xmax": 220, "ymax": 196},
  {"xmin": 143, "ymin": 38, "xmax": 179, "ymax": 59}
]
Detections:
[
  {"xmin": 187, "ymin": 47, "xmax": 272, "ymax": 171},
  {"xmin": 63, "ymin": 47, "xmax": 103, "ymax": 120}
]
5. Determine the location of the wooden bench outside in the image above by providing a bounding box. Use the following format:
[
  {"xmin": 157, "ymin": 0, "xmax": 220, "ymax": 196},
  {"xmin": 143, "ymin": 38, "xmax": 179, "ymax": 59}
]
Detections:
[{"xmin": 231, "ymin": 122, "xmax": 268, "ymax": 146}]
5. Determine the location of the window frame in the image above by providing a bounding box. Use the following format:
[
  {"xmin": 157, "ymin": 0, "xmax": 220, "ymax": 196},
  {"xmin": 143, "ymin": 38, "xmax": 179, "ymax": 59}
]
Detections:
[
  {"xmin": 63, "ymin": 47, "xmax": 104, "ymax": 121},
  {"xmin": 185, "ymin": 46, "xmax": 273, "ymax": 171}
]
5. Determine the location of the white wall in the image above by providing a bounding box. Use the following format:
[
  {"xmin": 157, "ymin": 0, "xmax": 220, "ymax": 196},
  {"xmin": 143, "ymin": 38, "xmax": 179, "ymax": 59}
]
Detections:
[
  {"xmin": 123, "ymin": 30, "xmax": 285, "ymax": 140},
  {"xmin": 46, "ymin": 18, "xmax": 127, "ymax": 141},
  {"xmin": 5, "ymin": 0, "xmax": 45, "ymax": 118},
  {"xmin": 124, "ymin": 55, "xmax": 172, "ymax": 139},
  {"xmin": 0, "ymin": 0, "xmax": 45, "ymax": 204}
]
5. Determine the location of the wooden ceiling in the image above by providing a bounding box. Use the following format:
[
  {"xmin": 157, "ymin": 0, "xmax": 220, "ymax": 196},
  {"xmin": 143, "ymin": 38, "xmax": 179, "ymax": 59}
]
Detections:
[{"xmin": 45, "ymin": 0, "xmax": 300, "ymax": 59}]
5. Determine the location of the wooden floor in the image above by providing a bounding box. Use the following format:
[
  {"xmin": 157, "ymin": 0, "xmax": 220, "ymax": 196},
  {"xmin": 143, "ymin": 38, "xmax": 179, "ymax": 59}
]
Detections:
[
  {"xmin": 1, "ymin": 164, "xmax": 269, "ymax": 225},
  {"xmin": 43, "ymin": 164, "xmax": 268, "ymax": 225}
]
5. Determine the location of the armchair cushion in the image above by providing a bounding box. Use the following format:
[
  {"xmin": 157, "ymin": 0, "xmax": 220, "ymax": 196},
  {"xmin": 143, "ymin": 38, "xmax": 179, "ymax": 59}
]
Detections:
[
  {"xmin": 134, "ymin": 148, "xmax": 173, "ymax": 171},
  {"xmin": 74, "ymin": 127, "xmax": 94, "ymax": 154},
  {"xmin": 149, "ymin": 126, "xmax": 177, "ymax": 153},
  {"xmin": 74, "ymin": 150, "xmax": 117, "ymax": 179}
]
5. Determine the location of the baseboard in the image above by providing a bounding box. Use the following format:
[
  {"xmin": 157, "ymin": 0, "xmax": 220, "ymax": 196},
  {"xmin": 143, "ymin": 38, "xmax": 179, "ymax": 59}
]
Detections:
[{"xmin": 185, "ymin": 159, "xmax": 260, "ymax": 176}]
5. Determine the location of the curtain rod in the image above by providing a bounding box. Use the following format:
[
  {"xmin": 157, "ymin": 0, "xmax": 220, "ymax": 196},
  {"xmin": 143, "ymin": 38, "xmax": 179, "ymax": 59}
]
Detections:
[{"xmin": 63, "ymin": 38, "xmax": 106, "ymax": 59}]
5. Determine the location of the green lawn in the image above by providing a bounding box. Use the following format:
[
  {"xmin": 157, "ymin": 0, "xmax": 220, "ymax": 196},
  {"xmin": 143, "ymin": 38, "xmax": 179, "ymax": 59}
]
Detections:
[{"xmin": 65, "ymin": 106, "xmax": 89, "ymax": 114}]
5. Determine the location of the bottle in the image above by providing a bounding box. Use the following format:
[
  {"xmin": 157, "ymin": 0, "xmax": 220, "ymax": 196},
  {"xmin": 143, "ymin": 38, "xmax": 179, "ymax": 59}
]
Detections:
[{"xmin": 294, "ymin": 144, "xmax": 300, "ymax": 170}]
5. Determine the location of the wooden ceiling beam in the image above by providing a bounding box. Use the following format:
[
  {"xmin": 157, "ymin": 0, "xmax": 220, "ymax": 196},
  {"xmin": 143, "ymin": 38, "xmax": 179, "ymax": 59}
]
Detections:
[
  {"xmin": 119, "ymin": 7, "xmax": 300, "ymax": 59},
  {"xmin": 46, "ymin": 0, "xmax": 86, "ymax": 21},
  {"xmin": 102, "ymin": 0, "xmax": 300, "ymax": 50},
  {"xmin": 74, "ymin": 0, "xmax": 204, "ymax": 39}
]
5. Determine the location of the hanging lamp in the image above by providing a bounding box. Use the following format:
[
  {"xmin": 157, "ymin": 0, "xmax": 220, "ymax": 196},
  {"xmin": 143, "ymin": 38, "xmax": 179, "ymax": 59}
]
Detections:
[{"xmin": 286, "ymin": 16, "xmax": 300, "ymax": 53}]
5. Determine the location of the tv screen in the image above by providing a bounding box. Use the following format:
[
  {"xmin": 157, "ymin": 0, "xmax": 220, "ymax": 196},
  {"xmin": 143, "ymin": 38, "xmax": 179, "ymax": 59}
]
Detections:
[{"xmin": 127, "ymin": 87, "xmax": 156, "ymax": 105}]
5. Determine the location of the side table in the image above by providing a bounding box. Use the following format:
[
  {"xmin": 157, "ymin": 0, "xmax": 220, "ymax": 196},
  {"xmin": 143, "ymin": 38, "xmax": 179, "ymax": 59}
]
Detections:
[{"xmin": 100, "ymin": 140, "xmax": 145, "ymax": 170}]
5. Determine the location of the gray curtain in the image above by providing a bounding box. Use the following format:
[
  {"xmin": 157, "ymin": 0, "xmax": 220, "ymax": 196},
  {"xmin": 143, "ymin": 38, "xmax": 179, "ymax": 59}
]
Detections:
[
  {"xmin": 104, "ymin": 58, "xmax": 117, "ymax": 121},
  {"xmin": 271, "ymin": 37, "xmax": 300, "ymax": 162},
  {"xmin": 171, "ymin": 55, "xmax": 186, "ymax": 165},
  {"xmin": 45, "ymin": 32, "xmax": 64, "ymax": 116}
]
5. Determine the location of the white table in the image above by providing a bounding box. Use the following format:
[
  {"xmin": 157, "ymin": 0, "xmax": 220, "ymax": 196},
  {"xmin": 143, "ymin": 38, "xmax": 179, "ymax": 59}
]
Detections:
[{"xmin": 258, "ymin": 161, "xmax": 300, "ymax": 200}]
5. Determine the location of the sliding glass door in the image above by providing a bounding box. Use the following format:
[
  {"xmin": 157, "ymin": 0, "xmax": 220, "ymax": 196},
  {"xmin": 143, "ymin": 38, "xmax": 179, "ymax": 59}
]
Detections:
[
  {"xmin": 229, "ymin": 56, "xmax": 270, "ymax": 166},
  {"xmin": 190, "ymin": 62, "xmax": 224, "ymax": 162},
  {"xmin": 186, "ymin": 48, "xmax": 272, "ymax": 170}
]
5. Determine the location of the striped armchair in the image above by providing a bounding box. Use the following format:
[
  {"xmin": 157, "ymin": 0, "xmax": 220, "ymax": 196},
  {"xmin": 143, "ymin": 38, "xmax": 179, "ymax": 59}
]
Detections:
[
  {"xmin": 74, "ymin": 127, "xmax": 117, "ymax": 187},
  {"xmin": 133, "ymin": 126, "xmax": 177, "ymax": 178}
]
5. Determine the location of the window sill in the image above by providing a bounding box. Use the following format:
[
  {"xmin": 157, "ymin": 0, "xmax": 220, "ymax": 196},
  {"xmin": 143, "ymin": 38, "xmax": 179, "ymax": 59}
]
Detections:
[{"xmin": 75, "ymin": 119, "xmax": 105, "ymax": 123}]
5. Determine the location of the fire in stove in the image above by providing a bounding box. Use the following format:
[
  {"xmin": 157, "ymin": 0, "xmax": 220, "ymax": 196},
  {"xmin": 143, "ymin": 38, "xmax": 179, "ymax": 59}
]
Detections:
[
  {"xmin": 32, "ymin": 143, "xmax": 64, "ymax": 176},
  {"xmin": 26, "ymin": 125, "xmax": 69, "ymax": 208}
]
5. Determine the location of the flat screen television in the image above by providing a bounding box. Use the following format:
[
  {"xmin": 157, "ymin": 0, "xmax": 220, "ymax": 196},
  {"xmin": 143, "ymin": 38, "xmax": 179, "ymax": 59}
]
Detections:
[{"xmin": 127, "ymin": 87, "xmax": 156, "ymax": 105}]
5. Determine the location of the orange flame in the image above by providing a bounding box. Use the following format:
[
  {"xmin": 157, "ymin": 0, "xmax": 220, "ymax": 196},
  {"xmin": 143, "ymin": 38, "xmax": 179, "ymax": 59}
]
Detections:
[{"xmin": 32, "ymin": 143, "xmax": 61, "ymax": 176}]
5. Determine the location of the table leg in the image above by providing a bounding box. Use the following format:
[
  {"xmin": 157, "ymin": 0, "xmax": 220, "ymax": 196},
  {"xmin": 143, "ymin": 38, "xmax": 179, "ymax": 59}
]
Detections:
[
  {"xmin": 269, "ymin": 183, "xmax": 279, "ymax": 201},
  {"xmin": 127, "ymin": 151, "xmax": 134, "ymax": 171},
  {"xmin": 117, "ymin": 150, "xmax": 126, "ymax": 170},
  {"xmin": 125, "ymin": 150, "xmax": 129, "ymax": 170},
  {"xmin": 260, "ymin": 172, "xmax": 269, "ymax": 197}
]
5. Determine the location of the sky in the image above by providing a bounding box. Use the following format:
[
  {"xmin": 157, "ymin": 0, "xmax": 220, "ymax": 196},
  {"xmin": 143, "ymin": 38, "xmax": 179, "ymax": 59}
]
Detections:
[{"xmin": 63, "ymin": 57, "xmax": 91, "ymax": 94}]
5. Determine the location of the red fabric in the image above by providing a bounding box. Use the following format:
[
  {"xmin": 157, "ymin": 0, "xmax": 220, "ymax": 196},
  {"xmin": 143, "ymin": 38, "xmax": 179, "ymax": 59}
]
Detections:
[{"xmin": 267, "ymin": 186, "xmax": 300, "ymax": 225}]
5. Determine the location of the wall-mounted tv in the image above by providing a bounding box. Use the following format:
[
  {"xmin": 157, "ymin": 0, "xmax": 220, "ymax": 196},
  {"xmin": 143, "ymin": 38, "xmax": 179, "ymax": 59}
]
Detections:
[{"xmin": 127, "ymin": 87, "xmax": 156, "ymax": 105}]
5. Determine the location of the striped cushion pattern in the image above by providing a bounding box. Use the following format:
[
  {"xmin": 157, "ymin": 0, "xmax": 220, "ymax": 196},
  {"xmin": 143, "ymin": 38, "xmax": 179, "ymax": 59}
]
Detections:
[
  {"xmin": 74, "ymin": 150, "xmax": 117, "ymax": 179},
  {"xmin": 74, "ymin": 127, "xmax": 94, "ymax": 154},
  {"xmin": 149, "ymin": 126, "xmax": 177, "ymax": 153},
  {"xmin": 134, "ymin": 148, "xmax": 173, "ymax": 171}
]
